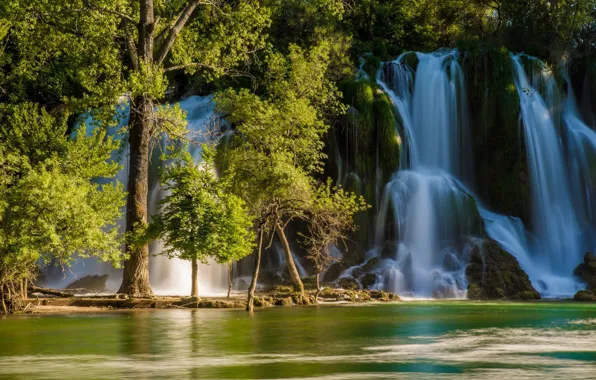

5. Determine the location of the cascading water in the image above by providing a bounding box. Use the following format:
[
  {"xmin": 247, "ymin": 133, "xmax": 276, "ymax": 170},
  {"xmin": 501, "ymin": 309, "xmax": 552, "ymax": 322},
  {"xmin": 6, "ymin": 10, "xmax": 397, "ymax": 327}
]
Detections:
[
  {"xmin": 46, "ymin": 96, "xmax": 229, "ymax": 296},
  {"xmin": 369, "ymin": 49, "xmax": 596, "ymax": 298},
  {"xmin": 370, "ymin": 50, "xmax": 481, "ymax": 298}
]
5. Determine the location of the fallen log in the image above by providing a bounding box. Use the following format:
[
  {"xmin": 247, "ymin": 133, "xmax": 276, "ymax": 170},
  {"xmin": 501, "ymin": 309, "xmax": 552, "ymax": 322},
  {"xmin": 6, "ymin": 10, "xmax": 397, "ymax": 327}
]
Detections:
[{"xmin": 28, "ymin": 285, "xmax": 75, "ymax": 298}]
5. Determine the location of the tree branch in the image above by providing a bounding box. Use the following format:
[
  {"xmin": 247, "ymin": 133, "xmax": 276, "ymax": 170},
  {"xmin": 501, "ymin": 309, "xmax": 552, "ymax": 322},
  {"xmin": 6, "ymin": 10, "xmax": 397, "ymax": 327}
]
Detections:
[
  {"xmin": 122, "ymin": 21, "xmax": 139, "ymax": 70},
  {"xmin": 156, "ymin": 0, "xmax": 204, "ymax": 66}
]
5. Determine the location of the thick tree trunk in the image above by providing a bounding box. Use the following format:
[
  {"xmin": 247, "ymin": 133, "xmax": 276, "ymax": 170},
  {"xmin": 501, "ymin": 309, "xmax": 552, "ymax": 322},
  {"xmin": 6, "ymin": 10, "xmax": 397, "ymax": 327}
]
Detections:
[
  {"xmin": 275, "ymin": 223, "xmax": 304, "ymax": 295},
  {"xmin": 118, "ymin": 0, "xmax": 155, "ymax": 297},
  {"xmin": 247, "ymin": 229, "xmax": 264, "ymax": 312},
  {"xmin": 118, "ymin": 96, "xmax": 154, "ymax": 297},
  {"xmin": 227, "ymin": 263, "xmax": 233, "ymax": 299},
  {"xmin": 191, "ymin": 258, "xmax": 199, "ymax": 298}
]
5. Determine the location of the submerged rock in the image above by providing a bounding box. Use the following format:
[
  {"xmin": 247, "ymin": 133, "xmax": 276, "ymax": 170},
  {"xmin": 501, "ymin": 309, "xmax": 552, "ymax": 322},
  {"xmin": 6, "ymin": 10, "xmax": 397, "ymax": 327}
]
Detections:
[
  {"xmin": 573, "ymin": 252, "xmax": 596, "ymax": 289},
  {"xmin": 66, "ymin": 274, "xmax": 108, "ymax": 292},
  {"xmin": 465, "ymin": 239, "xmax": 540, "ymax": 300}
]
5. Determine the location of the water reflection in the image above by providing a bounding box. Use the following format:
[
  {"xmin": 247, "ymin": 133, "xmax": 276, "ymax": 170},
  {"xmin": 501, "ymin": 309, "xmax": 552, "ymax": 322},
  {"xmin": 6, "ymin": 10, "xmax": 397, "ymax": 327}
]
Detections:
[{"xmin": 0, "ymin": 303, "xmax": 595, "ymax": 379}]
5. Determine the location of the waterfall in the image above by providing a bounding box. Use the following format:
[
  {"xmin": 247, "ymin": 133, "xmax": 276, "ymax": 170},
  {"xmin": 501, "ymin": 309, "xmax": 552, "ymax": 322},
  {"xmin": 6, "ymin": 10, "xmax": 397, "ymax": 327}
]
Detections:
[
  {"xmin": 372, "ymin": 51, "xmax": 479, "ymax": 298},
  {"xmin": 50, "ymin": 96, "xmax": 229, "ymax": 296},
  {"xmin": 373, "ymin": 49, "xmax": 596, "ymax": 298}
]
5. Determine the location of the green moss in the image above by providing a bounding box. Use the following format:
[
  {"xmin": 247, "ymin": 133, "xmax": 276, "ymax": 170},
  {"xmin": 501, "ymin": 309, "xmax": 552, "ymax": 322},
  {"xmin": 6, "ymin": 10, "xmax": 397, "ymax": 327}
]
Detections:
[
  {"xmin": 364, "ymin": 56, "xmax": 382, "ymax": 81},
  {"xmin": 374, "ymin": 92, "xmax": 400, "ymax": 182},
  {"xmin": 462, "ymin": 43, "xmax": 530, "ymax": 224}
]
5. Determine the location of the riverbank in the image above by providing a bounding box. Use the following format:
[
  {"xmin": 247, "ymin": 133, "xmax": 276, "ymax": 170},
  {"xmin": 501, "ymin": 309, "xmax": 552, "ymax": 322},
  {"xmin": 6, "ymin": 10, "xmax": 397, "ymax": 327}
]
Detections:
[{"xmin": 22, "ymin": 288, "xmax": 401, "ymax": 314}]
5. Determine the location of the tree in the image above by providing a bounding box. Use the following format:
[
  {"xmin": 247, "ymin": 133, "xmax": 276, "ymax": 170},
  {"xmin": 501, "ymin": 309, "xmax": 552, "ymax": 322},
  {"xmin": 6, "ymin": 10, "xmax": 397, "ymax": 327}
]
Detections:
[
  {"xmin": 150, "ymin": 148, "xmax": 254, "ymax": 298},
  {"xmin": 215, "ymin": 41, "xmax": 347, "ymax": 307},
  {"xmin": 300, "ymin": 180, "xmax": 368, "ymax": 300},
  {"xmin": 1, "ymin": 0, "xmax": 270, "ymax": 296},
  {"xmin": 0, "ymin": 103, "xmax": 125, "ymax": 314}
]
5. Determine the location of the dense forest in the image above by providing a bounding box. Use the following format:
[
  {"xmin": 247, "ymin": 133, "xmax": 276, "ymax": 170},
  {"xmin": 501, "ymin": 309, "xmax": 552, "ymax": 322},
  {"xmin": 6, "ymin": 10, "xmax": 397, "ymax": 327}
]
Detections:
[{"xmin": 1, "ymin": 0, "xmax": 596, "ymax": 315}]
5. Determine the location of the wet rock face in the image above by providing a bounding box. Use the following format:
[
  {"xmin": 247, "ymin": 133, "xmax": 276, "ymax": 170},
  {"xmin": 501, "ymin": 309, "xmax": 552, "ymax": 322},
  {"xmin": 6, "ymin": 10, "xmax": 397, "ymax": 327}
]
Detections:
[
  {"xmin": 573, "ymin": 252, "xmax": 596, "ymax": 289},
  {"xmin": 361, "ymin": 273, "xmax": 378, "ymax": 290},
  {"xmin": 465, "ymin": 239, "xmax": 540, "ymax": 300},
  {"xmin": 66, "ymin": 274, "xmax": 108, "ymax": 292}
]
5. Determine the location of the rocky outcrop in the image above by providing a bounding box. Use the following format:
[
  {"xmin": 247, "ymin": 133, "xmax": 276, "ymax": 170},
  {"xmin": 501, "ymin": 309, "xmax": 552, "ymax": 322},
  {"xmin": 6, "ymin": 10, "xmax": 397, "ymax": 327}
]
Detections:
[
  {"xmin": 466, "ymin": 239, "xmax": 540, "ymax": 300},
  {"xmin": 573, "ymin": 252, "xmax": 596, "ymax": 289}
]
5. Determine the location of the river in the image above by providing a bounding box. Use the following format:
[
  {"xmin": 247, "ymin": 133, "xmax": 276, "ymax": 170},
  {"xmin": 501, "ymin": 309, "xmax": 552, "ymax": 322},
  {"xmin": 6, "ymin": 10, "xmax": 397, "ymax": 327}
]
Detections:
[{"xmin": 1, "ymin": 302, "xmax": 595, "ymax": 379}]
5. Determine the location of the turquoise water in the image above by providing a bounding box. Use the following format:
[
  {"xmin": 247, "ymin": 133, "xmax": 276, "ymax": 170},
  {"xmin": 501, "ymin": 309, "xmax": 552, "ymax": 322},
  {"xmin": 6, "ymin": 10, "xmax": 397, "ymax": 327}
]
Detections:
[{"xmin": 1, "ymin": 301, "xmax": 596, "ymax": 379}]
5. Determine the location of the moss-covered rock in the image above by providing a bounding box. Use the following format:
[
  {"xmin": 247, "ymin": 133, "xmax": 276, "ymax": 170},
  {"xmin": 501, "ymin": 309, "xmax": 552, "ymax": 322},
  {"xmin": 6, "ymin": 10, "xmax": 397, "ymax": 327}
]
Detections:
[
  {"xmin": 361, "ymin": 273, "xmax": 378, "ymax": 289},
  {"xmin": 273, "ymin": 285, "xmax": 294, "ymax": 294},
  {"xmin": 465, "ymin": 238, "xmax": 540, "ymax": 300},
  {"xmin": 338, "ymin": 277, "xmax": 360, "ymax": 290},
  {"xmin": 574, "ymin": 289, "xmax": 596, "ymax": 301},
  {"xmin": 374, "ymin": 92, "xmax": 401, "ymax": 182},
  {"xmin": 461, "ymin": 43, "xmax": 530, "ymax": 224},
  {"xmin": 274, "ymin": 297, "xmax": 294, "ymax": 306},
  {"xmin": 253, "ymin": 296, "xmax": 272, "ymax": 307}
]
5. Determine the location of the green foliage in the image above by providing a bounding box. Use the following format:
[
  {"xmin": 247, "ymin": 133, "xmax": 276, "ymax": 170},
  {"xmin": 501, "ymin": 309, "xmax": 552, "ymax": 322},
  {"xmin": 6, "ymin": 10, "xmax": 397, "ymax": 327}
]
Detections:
[
  {"xmin": 374, "ymin": 93, "xmax": 400, "ymax": 182},
  {"xmin": 151, "ymin": 148, "xmax": 254, "ymax": 264},
  {"xmin": 215, "ymin": 42, "xmax": 345, "ymax": 213},
  {"xmin": 169, "ymin": 1, "xmax": 271, "ymax": 81},
  {"xmin": 0, "ymin": 103, "xmax": 125, "ymax": 291},
  {"xmin": 301, "ymin": 179, "xmax": 369, "ymax": 274}
]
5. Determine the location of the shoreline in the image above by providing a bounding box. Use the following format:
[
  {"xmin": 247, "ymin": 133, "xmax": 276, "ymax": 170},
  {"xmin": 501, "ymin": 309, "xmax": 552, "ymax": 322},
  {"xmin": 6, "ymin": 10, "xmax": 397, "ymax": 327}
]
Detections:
[
  {"xmin": 19, "ymin": 288, "xmax": 401, "ymax": 315},
  {"xmin": 13, "ymin": 290, "xmax": 588, "ymax": 316}
]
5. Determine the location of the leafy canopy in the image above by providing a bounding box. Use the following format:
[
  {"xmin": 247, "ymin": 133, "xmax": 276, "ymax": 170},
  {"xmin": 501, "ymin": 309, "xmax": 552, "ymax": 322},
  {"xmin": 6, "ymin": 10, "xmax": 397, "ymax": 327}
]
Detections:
[
  {"xmin": 0, "ymin": 103, "xmax": 125, "ymax": 285},
  {"xmin": 150, "ymin": 147, "xmax": 255, "ymax": 264}
]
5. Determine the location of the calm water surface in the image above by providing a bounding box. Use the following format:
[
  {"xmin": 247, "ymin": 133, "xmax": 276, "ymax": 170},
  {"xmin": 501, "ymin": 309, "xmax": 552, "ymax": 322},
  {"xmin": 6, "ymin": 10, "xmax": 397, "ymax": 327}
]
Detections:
[{"xmin": 1, "ymin": 301, "xmax": 596, "ymax": 379}]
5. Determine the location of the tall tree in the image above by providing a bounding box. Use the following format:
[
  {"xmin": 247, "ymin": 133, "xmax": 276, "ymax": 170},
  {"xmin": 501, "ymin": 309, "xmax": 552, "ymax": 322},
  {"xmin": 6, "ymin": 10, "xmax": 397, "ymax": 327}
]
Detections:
[{"xmin": 1, "ymin": 0, "xmax": 270, "ymax": 296}]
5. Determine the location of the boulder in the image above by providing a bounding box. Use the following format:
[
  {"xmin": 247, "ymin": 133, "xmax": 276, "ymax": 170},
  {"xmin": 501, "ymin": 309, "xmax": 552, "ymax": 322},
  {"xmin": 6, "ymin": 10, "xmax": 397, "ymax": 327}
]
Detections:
[
  {"xmin": 361, "ymin": 273, "xmax": 378, "ymax": 290},
  {"xmin": 338, "ymin": 276, "xmax": 361, "ymax": 290},
  {"xmin": 574, "ymin": 289, "xmax": 596, "ymax": 302},
  {"xmin": 465, "ymin": 239, "xmax": 540, "ymax": 300},
  {"xmin": 66, "ymin": 274, "xmax": 108, "ymax": 292},
  {"xmin": 573, "ymin": 252, "xmax": 596, "ymax": 289},
  {"xmin": 323, "ymin": 262, "xmax": 346, "ymax": 282},
  {"xmin": 352, "ymin": 257, "xmax": 380, "ymax": 277}
]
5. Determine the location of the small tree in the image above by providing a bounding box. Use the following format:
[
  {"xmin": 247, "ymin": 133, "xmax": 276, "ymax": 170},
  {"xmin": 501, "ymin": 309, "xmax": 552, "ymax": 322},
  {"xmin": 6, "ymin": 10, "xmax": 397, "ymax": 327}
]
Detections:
[
  {"xmin": 150, "ymin": 148, "xmax": 254, "ymax": 298},
  {"xmin": 301, "ymin": 180, "xmax": 369, "ymax": 301}
]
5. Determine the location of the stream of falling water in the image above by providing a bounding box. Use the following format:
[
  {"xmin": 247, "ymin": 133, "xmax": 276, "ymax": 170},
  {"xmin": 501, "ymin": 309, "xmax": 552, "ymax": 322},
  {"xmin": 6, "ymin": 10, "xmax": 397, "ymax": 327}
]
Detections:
[{"xmin": 370, "ymin": 50, "xmax": 596, "ymax": 298}]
